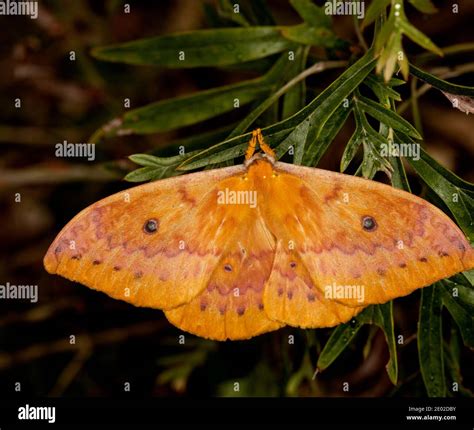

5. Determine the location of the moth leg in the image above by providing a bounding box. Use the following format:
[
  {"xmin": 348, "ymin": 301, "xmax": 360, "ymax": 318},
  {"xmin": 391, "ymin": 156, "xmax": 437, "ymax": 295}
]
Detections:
[
  {"xmin": 245, "ymin": 129, "xmax": 258, "ymax": 160},
  {"xmin": 256, "ymin": 128, "xmax": 275, "ymax": 158}
]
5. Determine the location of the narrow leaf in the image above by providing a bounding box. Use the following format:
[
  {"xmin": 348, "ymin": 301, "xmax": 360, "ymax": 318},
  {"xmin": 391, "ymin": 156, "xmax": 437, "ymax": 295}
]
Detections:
[
  {"xmin": 340, "ymin": 125, "xmax": 362, "ymax": 172},
  {"xmin": 290, "ymin": 0, "xmax": 331, "ymax": 28},
  {"xmin": 418, "ymin": 284, "xmax": 446, "ymax": 397},
  {"xmin": 317, "ymin": 317, "xmax": 365, "ymax": 371},
  {"xmin": 318, "ymin": 304, "xmax": 397, "ymax": 384},
  {"xmin": 374, "ymin": 14, "xmax": 395, "ymax": 54},
  {"xmin": 357, "ymin": 96, "xmax": 422, "ymax": 139},
  {"xmin": 124, "ymin": 166, "xmax": 176, "ymax": 182},
  {"xmin": 129, "ymin": 154, "xmax": 168, "ymax": 167},
  {"xmin": 303, "ymin": 103, "xmax": 352, "ymax": 167},
  {"xmin": 282, "ymin": 24, "xmax": 339, "ymax": 48},
  {"xmin": 362, "ymin": 0, "xmax": 391, "ymax": 30},
  {"xmin": 390, "ymin": 155, "xmax": 411, "ymax": 191},
  {"xmin": 363, "ymin": 74, "xmax": 402, "ymax": 102},
  {"xmin": 409, "ymin": 64, "xmax": 474, "ymax": 97},
  {"xmin": 372, "ymin": 303, "xmax": 398, "ymax": 385},
  {"xmin": 92, "ymin": 27, "xmax": 294, "ymax": 67},
  {"xmin": 399, "ymin": 20, "xmax": 443, "ymax": 56},
  {"xmin": 442, "ymin": 281, "xmax": 474, "ymax": 347},
  {"xmin": 120, "ymin": 81, "xmax": 273, "ymax": 135},
  {"xmin": 408, "ymin": 0, "xmax": 438, "ymax": 14},
  {"xmin": 282, "ymin": 51, "xmax": 377, "ymax": 164}
]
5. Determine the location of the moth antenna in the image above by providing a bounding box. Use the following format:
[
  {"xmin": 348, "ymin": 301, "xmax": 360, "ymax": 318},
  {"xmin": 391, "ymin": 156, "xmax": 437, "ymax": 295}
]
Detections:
[
  {"xmin": 257, "ymin": 129, "xmax": 275, "ymax": 159},
  {"xmin": 245, "ymin": 130, "xmax": 258, "ymax": 160}
]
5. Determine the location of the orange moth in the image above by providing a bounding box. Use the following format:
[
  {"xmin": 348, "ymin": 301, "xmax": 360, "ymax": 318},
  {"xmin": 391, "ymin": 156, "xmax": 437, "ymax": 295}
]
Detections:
[{"xmin": 44, "ymin": 129, "xmax": 474, "ymax": 340}]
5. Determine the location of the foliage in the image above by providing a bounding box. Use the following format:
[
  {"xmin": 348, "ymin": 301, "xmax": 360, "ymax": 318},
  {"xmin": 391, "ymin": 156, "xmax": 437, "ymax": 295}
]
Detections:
[{"xmin": 91, "ymin": 0, "xmax": 474, "ymax": 397}]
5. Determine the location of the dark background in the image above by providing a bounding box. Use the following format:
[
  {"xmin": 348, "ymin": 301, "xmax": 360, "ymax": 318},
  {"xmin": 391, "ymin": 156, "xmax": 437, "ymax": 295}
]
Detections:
[{"xmin": 0, "ymin": 0, "xmax": 473, "ymax": 397}]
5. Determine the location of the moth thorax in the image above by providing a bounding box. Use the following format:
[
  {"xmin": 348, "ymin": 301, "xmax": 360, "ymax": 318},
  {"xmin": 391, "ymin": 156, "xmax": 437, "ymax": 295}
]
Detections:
[{"xmin": 245, "ymin": 155, "xmax": 275, "ymax": 179}]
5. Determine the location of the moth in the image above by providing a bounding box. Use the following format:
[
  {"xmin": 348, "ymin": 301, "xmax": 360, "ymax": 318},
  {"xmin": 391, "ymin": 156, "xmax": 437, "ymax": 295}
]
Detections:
[{"xmin": 44, "ymin": 129, "xmax": 474, "ymax": 340}]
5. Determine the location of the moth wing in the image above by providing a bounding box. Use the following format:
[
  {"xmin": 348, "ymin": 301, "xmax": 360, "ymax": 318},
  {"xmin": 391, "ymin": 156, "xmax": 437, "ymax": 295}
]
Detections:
[
  {"xmin": 263, "ymin": 241, "xmax": 364, "ymax": 328},
  {"xmin": 262, "ymin": 162, "xmax": 474, "ymax": 307},
  {"xmin": 44, "ymin": 166, "xmax": 250, "ymax": 309},
  {"xmin": 165, "ymin": 210, "xmax": 283, "ymax": 341}
]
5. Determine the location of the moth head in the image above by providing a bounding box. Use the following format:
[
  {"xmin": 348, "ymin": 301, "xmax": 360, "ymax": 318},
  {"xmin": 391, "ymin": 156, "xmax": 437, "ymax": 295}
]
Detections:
[{"xmin": 244, "ymin": 152, "xmax": 275, "ymax": 168}]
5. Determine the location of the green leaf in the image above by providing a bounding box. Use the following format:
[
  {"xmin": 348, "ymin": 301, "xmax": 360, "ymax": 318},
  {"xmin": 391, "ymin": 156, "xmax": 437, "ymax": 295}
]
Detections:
[
  {"xmin": 398, "ymin": 19, "xmax": 443, "ymax": 56},
  {"xmin": 408, "ymin": 0, "xmax": 438, "ymax": 14},
  {"xmin": 443, "ymin": 336, "xmax": 473, "ymax": 397},
  {"xmin": 123, "ymin": 166, "xmax": 169, "ymax": 182},
  {"xmin": 340, "ymin": 128, "xmax": 362, "ymax": 173},
  {"xmin": 462, "ymin": 271, "xmax": 474, "ymax": 287},
  {"xmin": 372, "ymin": 303, "xmax": 398, "ymax": 385},
  {"xmin": 125, "ymin": 151, "xmax": 198, "ymax": 182},
  {"xmin": 357, "ymin": 95, "xmax": 422, "ymax": 139},
  {"xmin": 442, "ymin": 280, "xmax": 474, "ymax": 347},
  {"xmin": 282, "ymin": 50, "xmax": 377, "ymax": 164},
  {"xmin": 94, "ymin": 52, "xmax": 293, "ymax": 139},
  {"xmin": 92, "ymin": 27, "xmax": 294, "ymax": 67},
  {"xmin": 404, "ymin": 142, "xmax": 474, "ymax": 242},
  {"xmin": 351, "ymin": 105, "xmax": 392, "ymax": 179},
  {"xmin": 361, "ymin": 0, "xmax": 391, "ymax": 30},
  {"xmin": 390, "ymin": 155, "xmax": 411, "ymax": 191},
  {"xmin": 409, "ymin": 64, "xmax": 474, "ymax": 97},
  {"xmin": 418, "ymin": 284, "xmax": 446, "ymax": 397},
  {"xmin": 361, "ymin": 135, "xmax": 392, "ymax": 179},
  {"xmin": 318, "ymin": 304, "xmax": 398, "ymax": 384},
  {"xmin": 317, "ymin": 316, "xmax": 364, "ymax": 371},
  {"xmin": 303, "ymin": 103, "xmax": 352, "ymax": 167},
  {"xmin": 128, "ymin": 154, "xmax": 168, "ymax": 167},
  {"xmin": 287, "ymin": 116, "xmax": 310, "ymax": 165},
  {"xmin": 374, "ymin": 13, "xmax": 395, "ymax": 54},
  {"xmin": 120, "ymin": 81, "xmax": 273, "ymax": 135},
  {"xmin": 282, "ymin": 23, "xmax": 339, "ymax": 48},
  {"xmin": 290, "ymin": 0, "xmax": 331, "ymax": 28},
  {"xmin": 376, "ymin": 30, "xmax": 402, "ymax": 82},
  {"xmin": 363, "ymin": 74, "xmax": 402, "ymax": 102}
]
